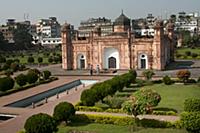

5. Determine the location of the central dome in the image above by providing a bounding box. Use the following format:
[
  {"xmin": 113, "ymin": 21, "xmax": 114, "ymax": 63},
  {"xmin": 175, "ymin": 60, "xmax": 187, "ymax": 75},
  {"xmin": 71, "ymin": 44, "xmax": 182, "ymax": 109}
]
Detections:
[{"xmin": 114, "ymin": 11, "xmax": 130, "ymax": 26}]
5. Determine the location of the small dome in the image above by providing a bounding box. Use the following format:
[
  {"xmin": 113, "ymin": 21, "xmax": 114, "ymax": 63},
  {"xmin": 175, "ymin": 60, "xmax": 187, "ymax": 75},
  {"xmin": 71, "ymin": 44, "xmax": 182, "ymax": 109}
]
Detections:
[{"xmin": 114, "ymin": 11, "xmax": 130, "ymax": 26}]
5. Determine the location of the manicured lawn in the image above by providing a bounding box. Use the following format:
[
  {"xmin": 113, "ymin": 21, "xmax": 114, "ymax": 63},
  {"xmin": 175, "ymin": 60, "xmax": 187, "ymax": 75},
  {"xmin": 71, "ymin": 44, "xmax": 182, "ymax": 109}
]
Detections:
[
  {"xmin": 177, "ymin": 47, "xmax": 200, "ymax": 54},
  {"xmin": 176, "ymin": 48, "xmax": 200, "ymax": 59},
  {"xmin": 142, "ymin": 84, "xmax": 200, "ymax": 113},
  {"xmin": 58, "ymin": 123, "xmax": 187, "ymax": 133}
]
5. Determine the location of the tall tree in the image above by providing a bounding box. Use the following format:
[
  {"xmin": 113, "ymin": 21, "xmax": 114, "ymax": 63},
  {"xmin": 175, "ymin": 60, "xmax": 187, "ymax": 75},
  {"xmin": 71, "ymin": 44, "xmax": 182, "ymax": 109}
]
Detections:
[{"xmin": 13, "ymin": 24, "xmax": 33, "ymax": 50}]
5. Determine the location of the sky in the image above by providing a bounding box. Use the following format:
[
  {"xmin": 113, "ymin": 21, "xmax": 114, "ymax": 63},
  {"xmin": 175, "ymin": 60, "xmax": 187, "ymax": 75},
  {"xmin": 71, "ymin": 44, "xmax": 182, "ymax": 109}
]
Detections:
[{"xmin": 0, "ymin": 0, "xmax": 199, "ymax": 27}]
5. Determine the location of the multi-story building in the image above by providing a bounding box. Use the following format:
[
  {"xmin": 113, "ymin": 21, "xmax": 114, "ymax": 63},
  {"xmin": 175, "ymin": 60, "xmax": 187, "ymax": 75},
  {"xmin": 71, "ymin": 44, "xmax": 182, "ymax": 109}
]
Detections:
[
  {"xmin": 175, "ymin": 12, "xmax": 199, "ymax": 35},
  {"xmin": 36, "ymin": 17, "xmax": 61, "ymax": 38},
  {"xmin": 132, "ymin": 14, "xmax": 156, "ymax": 37},
  {"xmin": 0, "ymin": 19, "xmax": 31, "ymax": 43},
  {"xmin": 78, "ymin": 17, "xmax": 113, "ymax": 37}
]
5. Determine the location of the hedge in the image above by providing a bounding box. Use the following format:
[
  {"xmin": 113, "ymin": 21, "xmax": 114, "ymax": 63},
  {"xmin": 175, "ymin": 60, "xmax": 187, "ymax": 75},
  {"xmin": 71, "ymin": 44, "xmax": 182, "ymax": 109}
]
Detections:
[
  {"xmin": 152, "ymin": 110, "xmax": 177, "ymax": 116},
  {"xmin": 75, "ymin": 106, "xmax": 125, "ymax": 113},
  {"xmin": 184, "ymin": 98, "xmax": 200, "ymax": 112},
  {"xmin": 181, "ymin": 112, "xmax": 200, "ymax": 133},
  {"xmin": 71, "ymin": 114, "xmax": 135, "ymax": 126}
]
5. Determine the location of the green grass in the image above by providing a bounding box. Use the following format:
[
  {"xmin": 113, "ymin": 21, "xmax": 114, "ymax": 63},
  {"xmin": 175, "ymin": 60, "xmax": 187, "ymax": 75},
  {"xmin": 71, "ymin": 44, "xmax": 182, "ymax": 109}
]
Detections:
[
  {"xmin": 177, "ymin": 47, "xmax": 200, "ymax": 55},
  {"xmin": 141, "ymin": 84, "xmax": 200, "ymax": 113},
  {"xmin": 58, "ymin": 123, "xmax": 187, "ymax": 133}
]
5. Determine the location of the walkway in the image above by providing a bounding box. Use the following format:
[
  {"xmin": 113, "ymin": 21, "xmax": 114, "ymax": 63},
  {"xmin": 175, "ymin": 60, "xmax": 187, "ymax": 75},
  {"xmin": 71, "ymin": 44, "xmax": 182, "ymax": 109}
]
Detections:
[{"xmin": 0, "ymin": 76, "xmax": 110, "ymax": 133}]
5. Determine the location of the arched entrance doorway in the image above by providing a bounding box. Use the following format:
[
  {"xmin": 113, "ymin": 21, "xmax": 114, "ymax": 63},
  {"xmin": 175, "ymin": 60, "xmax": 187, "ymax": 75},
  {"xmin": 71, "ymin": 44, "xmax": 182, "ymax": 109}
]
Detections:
[
  {"xmin": 108, "ymin": 57, "xmax": 116, "ymax": 68},
  {"xmin": 138, "ymin": 54, "xmax": 148, "ymax": 69},
  {"xmin": 103, "ymin": 48, "xmax": 119, "ymax": 69},
  {"xmin": 77, "ymin": 54, "xmax": 86, "ymax": 69}
]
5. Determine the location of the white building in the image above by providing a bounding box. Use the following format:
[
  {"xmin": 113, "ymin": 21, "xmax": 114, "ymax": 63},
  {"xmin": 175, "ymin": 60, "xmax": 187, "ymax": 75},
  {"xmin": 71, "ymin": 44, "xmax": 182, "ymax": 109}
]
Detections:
[{"xmin": 41, "ymin": 37, "xmax": 61, "ymax": 48}]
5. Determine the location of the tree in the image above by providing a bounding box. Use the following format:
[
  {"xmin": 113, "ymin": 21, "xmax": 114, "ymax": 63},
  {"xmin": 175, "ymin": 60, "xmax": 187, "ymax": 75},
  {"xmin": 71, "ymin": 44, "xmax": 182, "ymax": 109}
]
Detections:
[
  {"xmin": 122, "ymin": 88, "xmax": 161, "ymax": 118},
  {"xmin": 163, "ymin": 75, "xmax": 173, "ymax": 85},
  {"xmin": 48, "ymin": 57, "xmax": 53, "ymax": 63},
  {"xmin": 43, "ymin": 70, "xmax": 51, "ymax": 80},
  {"xmin": 27, "ymin": 56, "xmax": 34, "ymax": 64},
  {"xmin": 37, "ymin": 57, "xmax": 43, "ymax": 64},
  {"xmin": 142, "ymin": 70, "xmax": 155, "ymax": 80},
  {"xmin": 0, "ymin": 77, "xmax": 15, "ymax": 91},
  {"xmin": 15, "ymin": 74, "xmax": 27, "ymax": 86},
  {"xmin": 53, "ymin": 102, "xmax": 76, "ymax": 123},
  {"xmin": 24, "ymin": 113, "xmax": 57, "ymax": 133},
  {"xmin": 13, "ymin": 24, "xmax": 33, "ymax": 50},
  {"xmin": 176, "ymin": 70, "xmax": 191, "ymax": 83}
]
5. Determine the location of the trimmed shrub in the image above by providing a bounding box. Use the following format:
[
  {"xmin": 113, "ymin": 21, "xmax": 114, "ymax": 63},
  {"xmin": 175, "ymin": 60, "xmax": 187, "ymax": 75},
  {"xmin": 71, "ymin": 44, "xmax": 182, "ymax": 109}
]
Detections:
[
  {"xmin": 43, "ymin": 70, "xmax": 51, "ymax": 80},
  {"xmin": 6, "ymin": 59, "xmax": 13, "ymax": 65},
  {"xmin": 48, "ymin": 57, "xmax": 53, "ymax": 63},
  {"xmin": 185, "ymin": 51, "xmax": 191, "ymax": 56},
  {"xmin": 71, "ymin": 114, "xmax": 135, "ymax": 126},
  {"xmin": 53, "ymin": 102, "xmax": 76, "ymax": 123},
  {"xmin": 27, "ymin": 56, "xmax": 34, "ymax": 64},
  {"xmin": 0, "ymin": 77, "xmax": 15, "ymax": 92},
  {"xmin": 75, "ymin": 106, "xmax": 103, "ymax": 112},
  {"xmin": 163, "ymin": 75, "xmax": 173, "ymax": 85},
  {"xmin": 26, "ymin": 71, "xmax": 38, "ymax": 84},
  {"xmin": 37, "ymin": 57, "xmax": 43, "ymax": 64},
  {"xmin": 10, "ymin": 63, "xmax": 19, "ymax": 72},
  {"xmin": 176, "ymin": 70, "xmax": 191, "ymax": 83},
  {"xmin": 181, "ymin": 112, "xmax": 200, "ymax": 133},
  {"xmin": 24, "ymin": 113, "xmax": 57, "ymax": 133},
  {"xmin": 191, "ymin": 53, "xmax": 198, "ymax": 58},
  {"xmin": 152, "ymin": 110, "xmax": 177, "ymax": 116},
  {"xmin": 2, "ymin": 63, "xmax": 10, "ymax": 70},
  {"xmin": 15, "ymin": 74, "xmax": 27, "ymax": 87},
  {"xmin": 184, "ymin": 98, "xmax": 200, "ymax": 112},
  {"xmin": 103, "ymin": 96, "xmax": 127, "ymax": 109},
  {"xmin": 142, "ymin": 70, "xmax": 155, "ymax": 80}
]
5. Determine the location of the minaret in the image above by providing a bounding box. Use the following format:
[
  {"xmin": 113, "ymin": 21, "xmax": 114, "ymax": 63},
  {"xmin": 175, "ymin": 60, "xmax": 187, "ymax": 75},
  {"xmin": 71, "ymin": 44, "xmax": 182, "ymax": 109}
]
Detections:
[
  {"xmin": 152, "ymin": 20, "xmax": 164, "ymax": 70},
  {"xmin": 61, "ymin": 23, "xmax": 73, "ymax": 70},
  {"xmin": 167, "ymin": 20, "xmax": 175, "ymax": 62}
]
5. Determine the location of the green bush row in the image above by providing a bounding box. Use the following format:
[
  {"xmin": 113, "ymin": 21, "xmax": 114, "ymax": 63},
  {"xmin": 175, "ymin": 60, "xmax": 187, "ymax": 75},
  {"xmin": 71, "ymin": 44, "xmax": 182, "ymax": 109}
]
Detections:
[
  {"xmin": 75, "ymin": 106, "xmax": 125, "ymax": 113},
  {"xmin": 71, "ymin": 114, "xmax": 135, "ymax": 126},
  {"xmin": 81, "ymin": 70, "xmax": 137, "ymax": 106},
  {"xmin": 0, "ymin": 77, "xmax": 58, "ymax": 97},
  {"xmin": 152, "ymin": 110, "xmax": 177, "ymax": 116}
]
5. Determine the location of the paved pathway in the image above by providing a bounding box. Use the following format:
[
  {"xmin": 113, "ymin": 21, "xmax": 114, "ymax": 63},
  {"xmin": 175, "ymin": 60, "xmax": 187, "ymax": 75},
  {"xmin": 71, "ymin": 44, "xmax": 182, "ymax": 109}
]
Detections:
[{"xmin": 0, "ymin": 76, "xmax": 110, "ymax": 133}]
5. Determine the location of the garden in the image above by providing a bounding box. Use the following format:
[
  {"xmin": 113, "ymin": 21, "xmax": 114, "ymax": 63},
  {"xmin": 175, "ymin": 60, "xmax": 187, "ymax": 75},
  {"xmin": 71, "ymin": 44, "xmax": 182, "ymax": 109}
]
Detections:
[
  {"xmin": 19, "ymin": 69, "xmax": 200, "ymax": 133},
  {"xmin": 176, "ymin": 47, "xmax": 200, "ymax": 60}
]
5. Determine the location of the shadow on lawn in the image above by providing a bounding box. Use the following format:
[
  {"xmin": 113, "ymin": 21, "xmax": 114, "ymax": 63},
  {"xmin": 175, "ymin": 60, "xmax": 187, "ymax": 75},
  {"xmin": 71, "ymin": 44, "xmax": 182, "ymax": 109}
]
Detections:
[{"xmin": 166, "ymin": 60, "xmax": 194, "ymax": 70}]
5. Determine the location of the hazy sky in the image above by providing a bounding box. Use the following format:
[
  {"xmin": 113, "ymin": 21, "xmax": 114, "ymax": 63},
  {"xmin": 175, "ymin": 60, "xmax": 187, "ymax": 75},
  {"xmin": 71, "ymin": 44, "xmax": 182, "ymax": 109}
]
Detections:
[{"xmin": 0, "ymin": 0, "xmax": 199, "ymax": 27}]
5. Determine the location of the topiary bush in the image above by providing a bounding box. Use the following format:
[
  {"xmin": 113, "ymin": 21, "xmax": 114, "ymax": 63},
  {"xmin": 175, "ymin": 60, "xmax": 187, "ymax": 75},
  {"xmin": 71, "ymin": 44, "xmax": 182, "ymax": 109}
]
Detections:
[
  {"xmin": 43, "ymin": 70, "xmax": 51, "ymax": 80},
  {"xmin": 185, "ymin": 51, "xmax": 191, "ymax": 56},
  {"xmin": 26, "ymin": 71, "xmax": 38, "ymax": 84},
  {"xmin": 191, "ymin": 53, "xmax": 198, "ymax": 58},
  {"xmin": 0, "ymin": 77, "xmax": 15, "ymax": 92},
  {"xmin": 184, "ymin": 98, "xmax": 200, "ymax": 112},
  {"xmin": 27, "ymin": 56, "xmax": 34, "ymax": 64},
  {"xmin": 37, "ymin": 57, "xmax": 43, "ymax": 64},
  {"xmin": 181, "ymin": 112, "xmax": 200, "ymax": 133},
  {"xmin": 53, "ymin": 102, "xmax": 76, "ymax": 123},
  {"xmin": 163, "ymin": 75, "xmax": 173, "ymax": 85},
  {"xmin": 142, "ymin": 70, "xmax": 155, "ymax": 80},
  {"xmin": 24, "ymin": 113, "xmax": 57, "ymax": 133},
  {"xmin": 15, "ymin": 74, "xmax": 27, "ymax": 87}
]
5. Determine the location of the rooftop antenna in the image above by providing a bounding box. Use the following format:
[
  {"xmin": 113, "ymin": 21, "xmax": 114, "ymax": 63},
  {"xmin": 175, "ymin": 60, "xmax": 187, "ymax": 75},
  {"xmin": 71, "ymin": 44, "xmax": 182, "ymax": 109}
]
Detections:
[{"xmin": 121, "ymin": 9, "xmax": 124, "ymax": 14}]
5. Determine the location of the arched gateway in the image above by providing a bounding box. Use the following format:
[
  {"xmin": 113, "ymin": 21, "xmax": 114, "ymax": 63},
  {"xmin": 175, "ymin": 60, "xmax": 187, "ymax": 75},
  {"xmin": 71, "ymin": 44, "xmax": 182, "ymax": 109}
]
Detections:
[{"xmin": 103, "ymin": 48, "xmax": 119, "ymax": 69}]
